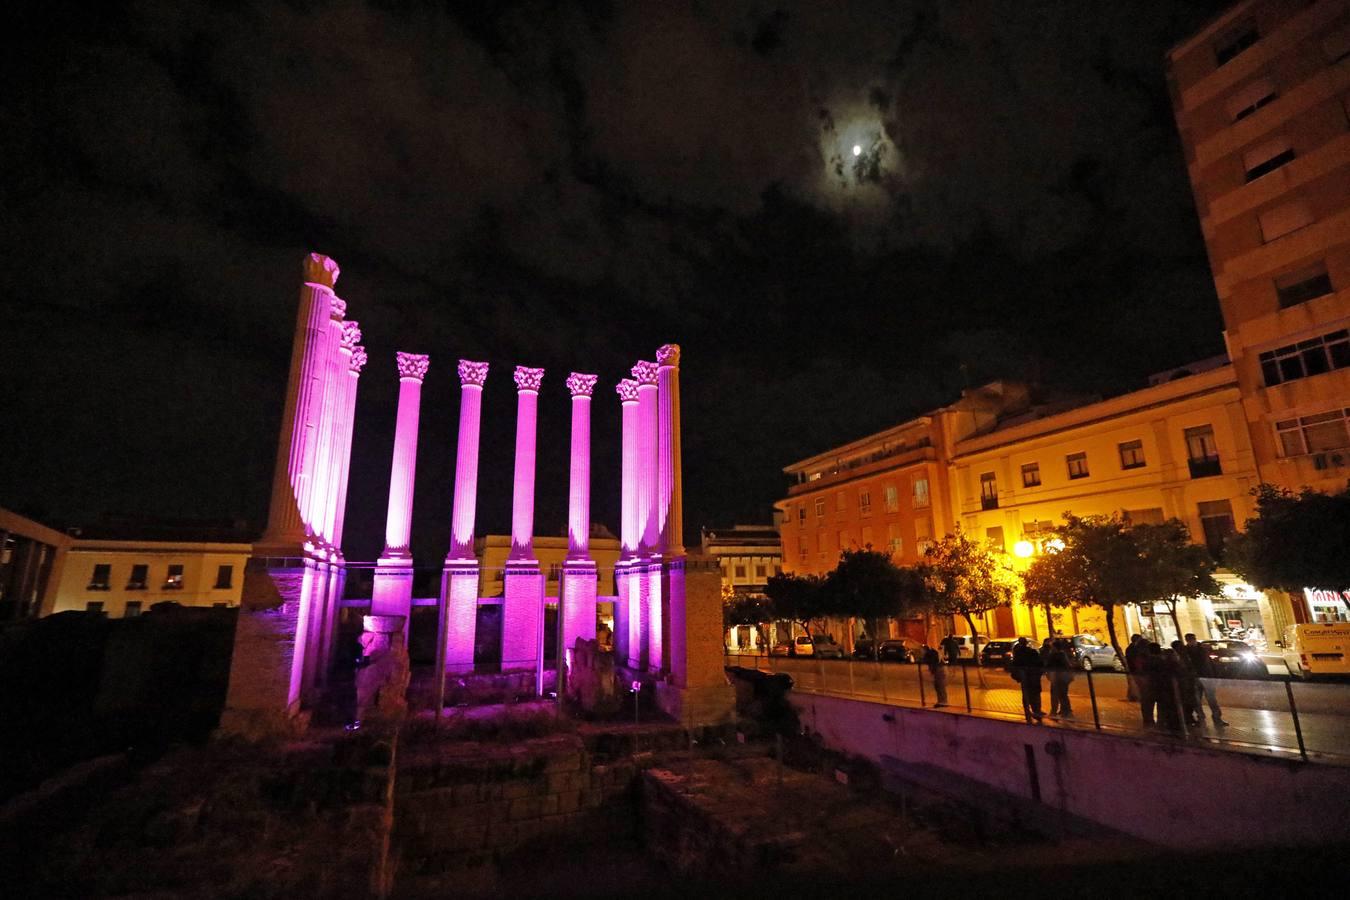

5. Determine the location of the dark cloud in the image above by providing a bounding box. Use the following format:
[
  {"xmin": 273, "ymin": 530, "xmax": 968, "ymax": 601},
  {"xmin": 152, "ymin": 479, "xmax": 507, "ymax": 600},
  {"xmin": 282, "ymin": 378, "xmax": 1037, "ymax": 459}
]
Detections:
[{"xmin": 2, "ymin": 0, "xmax": 1229, "ymax": 560}]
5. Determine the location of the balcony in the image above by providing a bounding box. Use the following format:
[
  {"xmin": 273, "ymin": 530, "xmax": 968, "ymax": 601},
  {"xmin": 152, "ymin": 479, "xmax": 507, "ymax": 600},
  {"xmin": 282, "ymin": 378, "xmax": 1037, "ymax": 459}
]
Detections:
[
  {"xmin": 1188, "ymin": 456, "xmax": 1223, "ymax": 479},
  {"xmin": 981, "ymin": 496, "xmax": 999, "ymax": 511}
]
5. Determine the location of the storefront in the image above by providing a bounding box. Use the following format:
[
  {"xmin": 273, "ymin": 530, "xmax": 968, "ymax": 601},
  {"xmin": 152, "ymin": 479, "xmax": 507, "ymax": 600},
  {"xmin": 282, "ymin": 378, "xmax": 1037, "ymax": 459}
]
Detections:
[
  {"xmin": 1303, "ymin": 587, "xmax": 1350, "ymax": 623},
  {"xmin": 1125, "ymin": 576, "xmax": 1287, "ymax": 652}
]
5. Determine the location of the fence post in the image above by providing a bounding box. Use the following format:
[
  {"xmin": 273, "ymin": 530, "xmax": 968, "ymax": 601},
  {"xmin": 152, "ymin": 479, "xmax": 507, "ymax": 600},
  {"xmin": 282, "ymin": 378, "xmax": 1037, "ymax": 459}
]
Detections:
[
  {"xmin": 961, "ymin": 662, "xmax": 972, "ymax": 713},
  {"xmin": 916, "ymin": 655, "xmax": 927, "ymax": 708},
  {"xmin": 878, "ymin": 657, "xmax": 888, "ymax": 704},
  {"xmin": 1284, "ymin": 677, "xmax": 1309, "ymax": 762},
  {"xmin": 1086, "ymin": 667, "xmax": 1101, "ymax": 731}
]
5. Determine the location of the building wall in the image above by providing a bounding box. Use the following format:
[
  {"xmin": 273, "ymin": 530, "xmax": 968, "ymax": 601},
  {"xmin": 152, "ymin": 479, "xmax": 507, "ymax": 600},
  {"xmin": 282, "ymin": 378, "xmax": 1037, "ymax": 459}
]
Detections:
[
  {"xmin": 51, "ymin": 541, "xmax": 251, "ymax": 617},
  {"xmin": 475, "ymin": 535, "xmax": 622, "ymax": 598},
  {"xmin": 0, "ymin": 507, "xmax": 70, "ymax": 620},
  {"xmin": 1169, "ymin": 0, "xmax": 1350, "ymax": 494}
]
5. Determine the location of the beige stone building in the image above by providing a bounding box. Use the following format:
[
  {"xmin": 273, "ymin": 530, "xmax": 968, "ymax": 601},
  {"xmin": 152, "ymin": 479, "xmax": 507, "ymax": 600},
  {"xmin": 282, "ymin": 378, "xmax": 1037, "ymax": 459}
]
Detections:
[{"xmin": 51, "ymin": 538, "xmax": 251, "ymax": 617}]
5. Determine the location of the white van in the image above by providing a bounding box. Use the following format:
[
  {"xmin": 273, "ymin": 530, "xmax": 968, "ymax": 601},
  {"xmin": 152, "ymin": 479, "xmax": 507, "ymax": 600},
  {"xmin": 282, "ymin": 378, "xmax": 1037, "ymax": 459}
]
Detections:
[{"xmin": 1280, "ymin": 622, "xmax": 1350, "ymax": 679}]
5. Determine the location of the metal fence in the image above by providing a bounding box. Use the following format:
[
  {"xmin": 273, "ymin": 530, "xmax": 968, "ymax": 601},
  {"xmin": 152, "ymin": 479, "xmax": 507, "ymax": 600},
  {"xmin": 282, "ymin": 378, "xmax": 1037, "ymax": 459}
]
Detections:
[{"xmin": 725, "ymin": 652, "xmax": 1350, "ymax": 765}]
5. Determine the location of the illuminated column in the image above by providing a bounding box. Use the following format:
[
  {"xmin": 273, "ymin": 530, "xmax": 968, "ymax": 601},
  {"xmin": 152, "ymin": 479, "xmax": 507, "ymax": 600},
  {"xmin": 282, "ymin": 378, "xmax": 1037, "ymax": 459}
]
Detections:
[
  {"xmin": 503, "ymin": 367, "xmax": 546, "ymax": 676},
  {"xmin": 317, "ymin": 334, "xmax": 364, "ymax": 680},
  {"xmin": 331, "ymin": 343, "xmax": 366, "ymax": 553},
  {"xmin": 440, "ymin": 360, "xmax": 488, "ymax": 675},
  {"xmin": 562, "ymin": 374, "xmax": 599, "ymax": 671},
  {"xmin": 633, "ymin": 360, "xmax": 662, "ymax": 673},
  {"xmin": 616, "ymin": 379, "xmax": 640, "ymax": 669},
  {"xmin": 372, "ymin": 352, "xmax": 429, "ymax": 625},
  {"xmin": 308, "ymin": 295, "xmax": 347, "ymax": 547},
  {"xmin": 258, "ymin": 253, "xmax": 340, "ymax": 552},
  {"xmin": 657, "ymin": 343, "xmax": 684, "ymax": 557}
]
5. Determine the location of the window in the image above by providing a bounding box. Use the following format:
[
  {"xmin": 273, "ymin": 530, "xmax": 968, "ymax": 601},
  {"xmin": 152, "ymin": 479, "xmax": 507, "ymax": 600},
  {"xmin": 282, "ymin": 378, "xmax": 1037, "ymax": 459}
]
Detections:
[
  {"xmin": 213, "ymin": 565, "xmax": 233, "ymax": 589},
  {"xmin": 861, "ymin": 526, "xmax": 873, "ymax": 547},
  {"xmin": 213, "ymin": 602, "xmax": 229, "ymax": 609},
  {"xmin": 979, "ymin": 472, "xmax": 999, "ymax": 510},
  {"xmin": 1276, "ymin": 409, "xmax": 1350, "ymax": 457},
  {"xmin": 1198, "ymin": 500, "xmax": 1235, "ymax": 558},
  {"xmin": 1066, "ymin": 452, "xmax": 1089, "ymax": 480},
  {"xmin": 838, "ymin": 530, "xmax": 849, "ymax": 550},
  {"xmin": 124, "ymin": 601, "xmax": 143, "ymax": 619},
  {"xmin": 1123, "ymin": 508, "xmax": 1165, "ymax": 527},
  {"xmin": 1243, "ymin": 137, "xmax": 1294, "ymax": 182},
  {"xmin": 835, "ymin": 492, "xmax": 847, "ymax": 512},
  {"xmin": 88, "ymin": 564, "xmax": 111, "ymax": 591},
  {"xmin": 164, "ymin": 564, "xmax": 184, "ymax": 590},
  {"xmin": 915, "ymin": 518, "xmax": 933, "ymax": 555},
  {"xmin": 1214, "ymin": 22, "xmax": 1258, "ymax": 66},
  {"xmin": 859, "ymin": 490, "xmax": 872, "ymax": 516},
  {"xmin": 1185, "ymin": 425, "xmax": 1222, "ymax": 478},
  {"xmin": 1258, "ymin": 330, "xmax": 1350, "ymax": 386},
  {"xmin": 1118, "ymin": 440, "xmax": 1146, "ymax": 470},
  {"xmin": 797, "ymin": 505, "xmax": 806, "ymax": 525},
  {"xmin": 127, "ymin": 564, "xmax": 149, "ymax": 590},
  {"xmin": 886, "ymin": 523, "xmax": 902, "ymax": 557},
  {"xmin": 883, "ymin": 483, "xmax": 899, "ymax": 512},
  {"xmin": 814, "ymin": 497, "xmax": 825, "ymax": 518},
  {"xmin": 1276, "ymin": 262, "xmax": 1333, "ymax": 309},
  {"xmin": 913, "ymin": 476, "xmax": 930, "ymax": 509},
  {"xmin": 734, "ymin": 565, "xmax": 747, "ymax": 579},
  {"xmin": 86, "ymin": 601, "xmax": 105, "ymax": 614},
  {"xmin": 986, "ymin": 526, "xmax": 1005, "ymax": 554},
  {"xmin": 1258, "ymin": 198, "xmax": 1313, "ymax": 242},
  {"xmin": 1225, "ymin": 77, "xmax": 1277, "ymax": 122},
  {"xmin": 798, "ymin": 536, "xmax": 807, "ymax": 559},
  {"xmin": 1021, "ymin": 463, "xmax": 1041, "ymax": 487},
  {"xmin": 755, "ymin": 564, "xmax": 767, "ymax": 579}
]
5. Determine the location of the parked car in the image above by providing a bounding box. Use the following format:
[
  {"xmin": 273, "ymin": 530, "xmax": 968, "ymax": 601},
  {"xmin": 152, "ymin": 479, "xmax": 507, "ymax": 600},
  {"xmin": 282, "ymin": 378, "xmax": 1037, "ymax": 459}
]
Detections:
[
  {"xmin": 980, "ymin": 638, "xmax": 1039, "ymax": 668},
  {"xmin": 878, "ymin": 638, "xmax": 922, "ymax": 663},
  {"xmin": 1061, "ymin": 633, "xmax": 1125, "ymax": 671},
  {"xmin": 1279, "ymin": 622, "xmax": 1350, "ymax": 679},
  {"xmin": 769, "ymin": 641, "xmax": 791, "ymax": 657},
  {"xmin": 853, "ymin": 638, "xmax": 878, "ymax": 659},
  {"xmin": 1202, "ymin": 639, "xmax": 1269, "ymax": 679},
  {"xmin": 946, "ymin": 634, "xmax": 990, "ymax": 661},
  {"xmin": 809, "ymin": 635, "xmax": 845, "ymax": 659}
]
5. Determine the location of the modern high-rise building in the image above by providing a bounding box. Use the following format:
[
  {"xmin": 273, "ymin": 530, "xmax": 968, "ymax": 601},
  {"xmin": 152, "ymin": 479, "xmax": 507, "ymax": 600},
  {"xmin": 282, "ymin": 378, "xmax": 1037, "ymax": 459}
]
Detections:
[{"xmin": 1168, "ymin": 0, "xmax": 1350, "ymax": 493}]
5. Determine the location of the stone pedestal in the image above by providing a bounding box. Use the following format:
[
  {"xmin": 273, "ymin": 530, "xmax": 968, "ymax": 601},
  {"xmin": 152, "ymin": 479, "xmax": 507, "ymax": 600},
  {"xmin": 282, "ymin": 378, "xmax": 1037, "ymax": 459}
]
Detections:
[
  {"xmin": 654, "ymin": 555, "xmax": 734, "ymax": 726},
  {"xmin": 371, "ymin": 559, "xmax": 414, "ymax": 621},
  {"xmin": 441, "ymin": 562, "xmax": 480, "ymax": 674},
  {"xmin": 561, "ymin": 559, "xmax": 598, "ymax": 668},
  {"xmin": 356, "ymin": 614, "xmax": 410, "ymax": 725},
  {"xmin": 501, "ymin": 564, "xmax": 544, "ymax": 672}
]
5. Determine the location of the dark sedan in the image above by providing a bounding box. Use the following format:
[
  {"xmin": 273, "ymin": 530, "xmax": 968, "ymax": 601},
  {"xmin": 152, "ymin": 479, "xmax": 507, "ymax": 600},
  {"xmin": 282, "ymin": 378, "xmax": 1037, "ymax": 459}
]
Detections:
[
  {"xmin": 878, "ymin": 639, "xmax": 921, "ymax": 663},
  {"xmin": 1201, "ymin": 640, "xmax": 1268, "ymax": 679},
  {"xmin": 981, "ymin": 638, "xmax": 1039, "ymax": 668}
]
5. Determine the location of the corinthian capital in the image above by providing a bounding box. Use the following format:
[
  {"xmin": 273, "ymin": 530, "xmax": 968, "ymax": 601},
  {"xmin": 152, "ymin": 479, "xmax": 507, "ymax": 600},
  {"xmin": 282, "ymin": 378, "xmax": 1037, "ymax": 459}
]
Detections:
[
  {"xmin": 457, "ymin": 359, "xmax": 489, "ymax": 387},
  {"xmin": 616, "ymin": 378, "xmax": 639, "ymax": 402},
  {"xmin": 631, "ymin": 360, "xmax": 659, "ymax": 386},
  {"xmin": 396, "ymin": 352, "xmax": 430, "ymax": 381},
  {"xmin": 566, "ymin": 372, "xmax": 598, "ymax": 397},
  {"xmin": 330, "ymin": 296, "xmax": 347, "ymax": 320},
  {"xmin": 656, "ymin": 343, "xmax": 681, "ymax": 368},
  {"xmin": 303, "ymin": 252, "xmax": 340, "ymax": 288},
  {"xmin": 340, "ymin": 320, "xmax": 362, "ymax": 352},
  {"xmin": 514, "ymin": 366, "xmax": 545, "ymax": 393},
  {"xmin": 350, "ymin": 346, "xmax": 368, "ymax": 373}
]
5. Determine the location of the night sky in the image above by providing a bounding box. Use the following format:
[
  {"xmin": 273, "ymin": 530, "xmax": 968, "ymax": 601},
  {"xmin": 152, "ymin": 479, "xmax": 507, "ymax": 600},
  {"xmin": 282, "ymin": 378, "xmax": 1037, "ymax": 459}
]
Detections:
[{"xmin": 2, "ymin": 0, "xmax": 1232, "ymax": 563}]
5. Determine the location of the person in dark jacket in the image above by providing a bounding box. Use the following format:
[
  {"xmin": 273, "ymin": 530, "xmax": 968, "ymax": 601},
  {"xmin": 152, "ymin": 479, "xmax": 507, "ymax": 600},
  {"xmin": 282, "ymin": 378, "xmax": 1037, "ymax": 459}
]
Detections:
[
  {"xmin": 1184, "ymin": 633, "xmax": 1229, "ymax": 726},
  {"xmin": 1125, "ymin": 633, "xmax": 1146, "ymax": 702},
  {"xmin": 922, "ymin": 644, "xmax": 949, "ymax": 708},
  {"xmin": 1150, "ymin": 644, "xmax": 1185, "ymax": 734},
  {"xmin": 1010, "ymin": 637, "xmax": 1044, "ymax": 722},
  {"xmin": 1136, "ymin": 640, "xmax": 1157, "ymax": 726},
  {"xmin": 1046, "ymin": 639, "xmax": 1074, "ymax": 718},
  {"xmin": 1171, "ymin": 639, "xmax": 1201, "ymax": 726},
  {"xmin": 940, "ymin": 634, "xmax": 960, "ymax": 665}
]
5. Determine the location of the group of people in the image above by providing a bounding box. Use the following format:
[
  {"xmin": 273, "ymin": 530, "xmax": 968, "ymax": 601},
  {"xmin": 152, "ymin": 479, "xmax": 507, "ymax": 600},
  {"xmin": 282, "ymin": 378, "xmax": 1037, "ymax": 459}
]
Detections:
[
  {"xmin": 1007, "ymin": 637, "xmax": 1078, "ymax": 722},
  {"xmin": 1125, "ymin": 632, "xmax": 1228, "ymax": 731}
]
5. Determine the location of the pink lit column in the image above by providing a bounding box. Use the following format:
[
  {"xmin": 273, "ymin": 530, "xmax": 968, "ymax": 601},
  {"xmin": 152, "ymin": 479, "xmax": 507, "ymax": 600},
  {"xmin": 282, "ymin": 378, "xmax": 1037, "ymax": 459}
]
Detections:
[
  {"xmin": 633, "ymin": 360, "xmax": 663, "ymax": 673},
  {"xmin": 657, "ymin": 344, "xmax": 684, "ymax": 557},
  {"xmin": 308, "ymin": 296, "xmax": 348, "ymax": 549},
  {"xmin": 561, "ymin": 374, "xmax": 599, "ymax": 673},
  {"xmin": 439, "ymin": 360, "xmax": 488, "ymax": 675},
  {"xmin": 316, "ymin": 328, "xmax": 363, "ymax": 683},
  {"xmin": 614, "ymin": 379, "xmax": 639, "ymax": 668},
  {"xmin": 503, "ymin": 367, "xmax": 545, "ymax": 675},
  {"xmin": 372, "ymin": 352, "xmax": 430, "ymax": 628}
]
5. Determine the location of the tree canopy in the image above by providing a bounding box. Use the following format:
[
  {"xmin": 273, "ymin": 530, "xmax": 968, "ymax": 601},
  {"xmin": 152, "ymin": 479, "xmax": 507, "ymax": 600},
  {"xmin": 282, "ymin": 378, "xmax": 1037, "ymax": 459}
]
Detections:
[
  {"xmin": 917, "ymin": 531, "xmax": 1018, "ymax": 649},
  {"xmin": 1227, "ymin": 484, "xmax": 1350, "ymax": 602}
]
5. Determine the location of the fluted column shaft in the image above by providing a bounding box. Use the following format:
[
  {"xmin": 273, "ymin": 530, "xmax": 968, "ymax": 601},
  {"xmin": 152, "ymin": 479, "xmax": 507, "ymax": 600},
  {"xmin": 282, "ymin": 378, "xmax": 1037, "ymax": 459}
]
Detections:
[
  {"xmin": 308, "ymin": 299, "xmax": 346, "ymax": 546},
  {"xmin": 382, "ymin": 353, "xmax": 429, "ymax": 558},
  {"xmin": 618, "ymin": 380, "xmax": 640, "ymax": 558},
  {"xmin": 633, "ymin": 361, "xmax": 660, "ymax": 554},
  {"xmin": 448, "ymin": 361, "xmax": 489, "ymax": 561},
  {"xmin": 510, "ymin": 367, "xmax": 545, "ymax": 559},
  {"xmin": 566, "ymin": 374, "xmax": 597, "ymax": 558},
  {"xmin": 657, "ymin": 343, "xmax": 684, "ymax": 556},
  {"xmin": 331, "ymin": 346, "xmax": 366, "ymax": 551}
]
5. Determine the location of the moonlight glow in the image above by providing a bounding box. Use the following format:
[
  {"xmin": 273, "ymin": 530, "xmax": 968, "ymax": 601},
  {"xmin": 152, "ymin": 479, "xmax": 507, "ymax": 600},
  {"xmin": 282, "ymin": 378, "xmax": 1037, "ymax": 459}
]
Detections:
[{"xmin": 852, "ymin": 144, "xmax": 862, "ymax": 156}]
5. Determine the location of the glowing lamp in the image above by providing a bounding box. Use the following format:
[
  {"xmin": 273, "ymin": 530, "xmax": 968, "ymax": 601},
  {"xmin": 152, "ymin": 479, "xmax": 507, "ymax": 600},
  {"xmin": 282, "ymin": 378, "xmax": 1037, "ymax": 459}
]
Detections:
[{"xmin": 1013, "ymin": 540, "xmax": 1034, "ymax": 558}]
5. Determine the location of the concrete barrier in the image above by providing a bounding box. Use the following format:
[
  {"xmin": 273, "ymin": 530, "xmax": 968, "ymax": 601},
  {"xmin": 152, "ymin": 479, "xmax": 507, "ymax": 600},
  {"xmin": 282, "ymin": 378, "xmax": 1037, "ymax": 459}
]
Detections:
[{"xmin": 791, "ymin": 693, "xmax": 1350, "ymax": 849}]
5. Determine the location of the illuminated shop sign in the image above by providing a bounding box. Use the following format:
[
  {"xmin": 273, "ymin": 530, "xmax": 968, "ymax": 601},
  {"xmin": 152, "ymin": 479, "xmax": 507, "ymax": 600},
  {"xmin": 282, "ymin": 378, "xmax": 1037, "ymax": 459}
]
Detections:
[{"xmin": 1303, "ymin": 587, "xmax": 1350, "ymax": 607}]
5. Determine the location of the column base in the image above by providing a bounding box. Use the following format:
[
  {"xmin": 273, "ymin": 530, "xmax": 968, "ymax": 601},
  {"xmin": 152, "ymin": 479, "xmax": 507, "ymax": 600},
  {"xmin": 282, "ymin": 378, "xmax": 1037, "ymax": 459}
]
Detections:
[
  {"xmin": 502, "ymin": 561, "xmax": 544, "ymax": 674},
  {"xmin": 441, "ymin": 560, "xmax": 480, "ymax": 675}
]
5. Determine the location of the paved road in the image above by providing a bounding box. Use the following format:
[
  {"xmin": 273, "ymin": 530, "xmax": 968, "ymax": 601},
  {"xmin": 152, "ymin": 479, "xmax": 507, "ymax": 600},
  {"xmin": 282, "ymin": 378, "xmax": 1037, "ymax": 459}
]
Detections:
[{"xmin": 727, "ymin": 654, "xmax": 1350, "ymax": 764}]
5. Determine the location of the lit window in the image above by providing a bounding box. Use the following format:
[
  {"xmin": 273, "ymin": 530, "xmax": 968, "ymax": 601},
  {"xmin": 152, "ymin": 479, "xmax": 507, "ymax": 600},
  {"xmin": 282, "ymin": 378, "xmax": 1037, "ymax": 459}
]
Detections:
[
  {"xmin": 913, "ymin": 476, "xmax": 930, "ymax": 509},
  {"xmin": 979, "ymin": 472, "xmax": 998, "ymax": 510},
  {"xmin": 1276, "ymin": 262, "xmax": 1333, "ymax": 309},
  {"xmin": 1243, "ymin": 137, "xmax": 1292, "ymax": 182},
  {"xmin": 1185, "ymin": 426, "xmax": 1222, "ymax": 478},
  {"xmin": 164, "ymin": 564, "xmax": 184, "ymax": 590},
  {"xmin": 734, "ymin": 565, "xmax": 747, "ymax": 579},
  {"xmin": 887, "ymin": 523, "xmax": 903, "ymax": 557},
  {"xmin": 88, "ymin": 564, "xmax": 111, "ymax": 591},
  {"xmin": 1259, "ymin": 330, "xmax": 1350, "ymax": 386},
  {"xmin": 755, "ymin": 564, "xmax": 767, "ymax": 579},
  {"xmin": 1066, "ymin": 452, "xmax": 1089, "ymax": 480},
  {"xmin": 798, "ymin": 536, "xmax": 807, "ymax": 559},
  {"xmin": 1118, "ymin": 440, "xmax": 1146, "ymax": 470},
  {"xmin": 986, "ymin": 526, "xmax": 1005, "ymax": 554},
  {"xmin": 915, "ymin": 517, "xmax": 933, "ymax": 555},
  {"xmin": 1276, "ymin": 409, "xmax": 1350, "ymax": 457},
  {"xmin": 1198, "ymin": 500, "xmax": 1236, "ymax": 558},
  {"xmin": 1021, "ymin": 462, "xmax": 1041, "ymax": 487},
  {"xmin": 814, "ymin": 497, "xmax": 825, "ymax": 518},
  {"xmin": 797, "ymin": 506, "xmax": 806, "ymax": 525},
  {"xmin": 127, "ymin": 564, "xmax": 148, "ymax": 590},
  {"xmin": 838, "ymin": 530, "xmax": 850, "ymax": 550},
  {"xmin": 883, "ymin": 483, "xmax": 899, "ymax": 512},
  {"xmin": 859, "ymin": 490, "xmax": 872, "ymax": 516}
]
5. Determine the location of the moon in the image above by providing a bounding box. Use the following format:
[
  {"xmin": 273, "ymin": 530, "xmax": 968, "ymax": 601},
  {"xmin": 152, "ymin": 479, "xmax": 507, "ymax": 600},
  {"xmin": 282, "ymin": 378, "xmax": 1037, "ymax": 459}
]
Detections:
[{"xmin": 852, "ymin": 144, "xmax": 862, "ymax": 156}]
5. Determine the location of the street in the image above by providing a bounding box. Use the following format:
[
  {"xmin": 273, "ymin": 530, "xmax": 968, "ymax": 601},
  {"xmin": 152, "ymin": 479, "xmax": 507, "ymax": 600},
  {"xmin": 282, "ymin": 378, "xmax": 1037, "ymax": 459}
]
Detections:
[{"xmin": 727, "ymin": 653, "xmax": 1350, "ymax": 763}]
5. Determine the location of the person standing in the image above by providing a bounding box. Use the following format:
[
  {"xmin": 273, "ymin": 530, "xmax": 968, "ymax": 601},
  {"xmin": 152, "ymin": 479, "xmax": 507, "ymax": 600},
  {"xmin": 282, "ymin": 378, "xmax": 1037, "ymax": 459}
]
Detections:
[
  {"xmin": 940, "ymin": 633, "xmax": 960, "ymax": 665},
  {"xmin": 1151, "ymin": 644, "xmax": 1185, "ymax": 734},
  {"xmin": 923, "ymin": 643, "xmax": 949, "ymax": 708},
  {"xmin": 1183, "ymin": 633, "xmax": 1229, "ymax": 726},
  {"xmin": 1125, "ymin": 633, "xmax": 1146, "ymax": 703},
  {"xmin": 1011, "ymin": 637, "xmax": 1044, "ymax": 722},
  {"xmin": 1046, "ymin": 639, "xmax": 1074, "ymax": 718},
  {"xmin": 1171, "ymin": 639, "xmax": 1201, "ymax": 726}
]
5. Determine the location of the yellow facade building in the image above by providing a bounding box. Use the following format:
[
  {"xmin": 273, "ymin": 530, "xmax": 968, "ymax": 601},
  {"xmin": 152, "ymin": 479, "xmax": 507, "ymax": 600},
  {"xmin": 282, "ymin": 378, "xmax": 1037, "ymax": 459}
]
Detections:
[{"xmin": 51, "ymin": 539, "xmax": 252, "ymax": 617}]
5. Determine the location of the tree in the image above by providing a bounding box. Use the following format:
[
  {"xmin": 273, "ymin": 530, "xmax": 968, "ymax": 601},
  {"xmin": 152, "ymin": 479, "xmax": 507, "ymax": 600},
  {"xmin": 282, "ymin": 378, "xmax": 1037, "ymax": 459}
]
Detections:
[
  {"xmin": 1227, "ymin": 484, "xmax": 1350, "ymax": 612},
  {"xmin": 763, "ymin": 571, "xmax": 828, "ymax": 638},
  {"xmin": 1132, "ymin": 519, "xmax": 1219, "ymax": 639},
  {"xmin": 823, "ymin": 547, "xmax": 922, "ymax": 653},
  {"xmin": 1041, "ymin": 514, "xmax": 1152, "ymax": 663},
  {"xmin": 1021, "ymin": 544, "xmax": 1082, "ymax": 636},
  {"xmin": 917, "ymin": 531, "xmax": 1018, "ymax": 662},
  {"xmin": 723, "ymin": 590, "xmax": 774, "ymax": 653}
]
